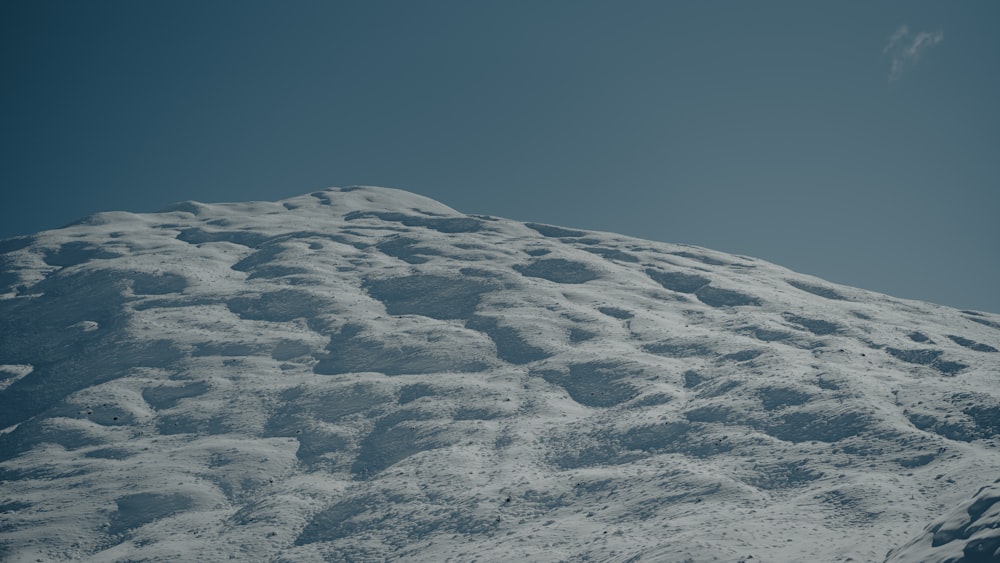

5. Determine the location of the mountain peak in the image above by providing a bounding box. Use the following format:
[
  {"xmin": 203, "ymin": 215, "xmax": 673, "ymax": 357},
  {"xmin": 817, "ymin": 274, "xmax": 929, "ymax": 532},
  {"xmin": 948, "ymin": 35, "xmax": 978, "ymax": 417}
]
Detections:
[
  {"xmin": 176, "ymin": 185, "xmax": 468, "ymax": 219},
  {"xmin": 1, "ymin": 187, "xmax": 999, "ymax": 562}
]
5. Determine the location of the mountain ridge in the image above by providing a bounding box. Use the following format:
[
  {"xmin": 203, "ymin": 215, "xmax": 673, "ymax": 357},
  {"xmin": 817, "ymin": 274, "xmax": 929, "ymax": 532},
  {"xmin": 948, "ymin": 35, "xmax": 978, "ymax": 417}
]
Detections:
[{"xmin": 1, "ymin": 186, "xmax": 998, "ymax": 562}]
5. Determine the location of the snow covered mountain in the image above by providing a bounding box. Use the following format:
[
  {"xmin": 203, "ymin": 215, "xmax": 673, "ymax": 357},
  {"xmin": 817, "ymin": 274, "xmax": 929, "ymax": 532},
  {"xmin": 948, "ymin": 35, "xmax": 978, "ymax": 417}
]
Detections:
[{"xmin": 1, "ymin": 186, "xmax": 998, "ymax": 562}]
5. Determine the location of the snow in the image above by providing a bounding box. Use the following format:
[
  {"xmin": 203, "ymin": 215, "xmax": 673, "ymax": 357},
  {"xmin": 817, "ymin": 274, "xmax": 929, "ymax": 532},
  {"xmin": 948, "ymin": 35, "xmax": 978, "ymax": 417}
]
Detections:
[
  {"xmin": 0, "ymin": 364, "xmax": 33, "ymax": 393},
  {"xmin": 1, "ymin": 186, "xmax": 999, "ymax": 562}
]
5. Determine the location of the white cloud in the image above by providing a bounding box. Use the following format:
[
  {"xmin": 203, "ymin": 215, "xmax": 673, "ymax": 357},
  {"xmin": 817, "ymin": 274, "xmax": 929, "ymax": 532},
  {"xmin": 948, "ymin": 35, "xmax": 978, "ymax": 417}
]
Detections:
[{"xmin": 883, "ymin": 24, "xmax": 944, "ymax": 82}]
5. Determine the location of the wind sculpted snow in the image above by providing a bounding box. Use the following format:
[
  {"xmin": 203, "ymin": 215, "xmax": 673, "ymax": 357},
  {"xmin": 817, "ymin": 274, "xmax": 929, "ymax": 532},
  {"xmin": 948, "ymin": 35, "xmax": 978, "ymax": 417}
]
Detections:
[{"xmin": 1, "ymin": 186, "xmax": 999, "ymax": 562}]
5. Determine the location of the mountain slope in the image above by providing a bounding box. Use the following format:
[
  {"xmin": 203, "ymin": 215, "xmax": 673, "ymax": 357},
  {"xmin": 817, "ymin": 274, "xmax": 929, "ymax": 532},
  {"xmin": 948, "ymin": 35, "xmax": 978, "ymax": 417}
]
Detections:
[{"xmin": 1, "ymin": 186, "xmax": 998, "ymax": 562}]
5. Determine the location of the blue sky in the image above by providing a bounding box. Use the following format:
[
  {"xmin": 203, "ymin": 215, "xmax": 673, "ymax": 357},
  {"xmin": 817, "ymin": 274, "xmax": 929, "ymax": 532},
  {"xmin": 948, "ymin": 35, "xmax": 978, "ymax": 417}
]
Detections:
[{"xmin": 2, "ymin": 1, "xmax": 998, "ymax": 313}]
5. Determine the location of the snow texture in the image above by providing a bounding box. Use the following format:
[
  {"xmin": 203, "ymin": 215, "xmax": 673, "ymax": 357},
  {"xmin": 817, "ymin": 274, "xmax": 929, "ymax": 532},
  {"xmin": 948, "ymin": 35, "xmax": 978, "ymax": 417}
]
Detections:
[{"xmin": 1, "ymin": 186, "xmax": 999, "ymax": 562}]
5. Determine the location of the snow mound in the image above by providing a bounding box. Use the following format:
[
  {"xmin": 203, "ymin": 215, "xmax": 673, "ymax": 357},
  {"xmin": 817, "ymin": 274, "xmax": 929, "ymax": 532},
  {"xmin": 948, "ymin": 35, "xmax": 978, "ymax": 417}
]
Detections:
[
  {"xmin": 1, "ymin": 186, "xmax": 999, "ymax": 562},
  {"xmin": 886, "ymin": 479, "xmax": 1000, "ymax": 563}
]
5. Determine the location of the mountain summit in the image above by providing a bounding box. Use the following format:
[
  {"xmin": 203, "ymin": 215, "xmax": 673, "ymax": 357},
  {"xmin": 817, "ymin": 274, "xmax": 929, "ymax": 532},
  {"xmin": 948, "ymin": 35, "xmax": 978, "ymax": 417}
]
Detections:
[{"xmin": 1, "ymin": 187, "xmax": 998, "ymax": 562}]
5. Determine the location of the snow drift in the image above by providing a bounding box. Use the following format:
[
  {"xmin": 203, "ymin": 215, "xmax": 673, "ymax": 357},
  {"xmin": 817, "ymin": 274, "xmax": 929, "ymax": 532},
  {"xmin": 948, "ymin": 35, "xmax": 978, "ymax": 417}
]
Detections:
[{"xmin": 1, "ymin": 187, "xmax": 998, "ymax": 562}]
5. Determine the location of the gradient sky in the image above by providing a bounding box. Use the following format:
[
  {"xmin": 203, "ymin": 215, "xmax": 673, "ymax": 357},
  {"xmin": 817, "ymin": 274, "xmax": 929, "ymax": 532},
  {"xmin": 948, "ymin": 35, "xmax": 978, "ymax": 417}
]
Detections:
[{"xmin": 2, "ymin": 1, "xmax": 998, "ymax": 313}]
